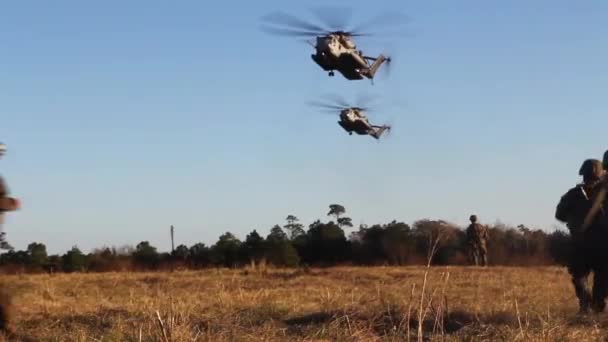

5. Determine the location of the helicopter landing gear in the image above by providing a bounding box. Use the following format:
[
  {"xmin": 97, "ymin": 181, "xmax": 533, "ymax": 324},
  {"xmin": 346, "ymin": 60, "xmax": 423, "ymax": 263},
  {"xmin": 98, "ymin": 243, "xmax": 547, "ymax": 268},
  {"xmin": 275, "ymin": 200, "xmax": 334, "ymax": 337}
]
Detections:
[{"xmin": 328, "ymin": 71, "xmax": 335, "ymax": 77}]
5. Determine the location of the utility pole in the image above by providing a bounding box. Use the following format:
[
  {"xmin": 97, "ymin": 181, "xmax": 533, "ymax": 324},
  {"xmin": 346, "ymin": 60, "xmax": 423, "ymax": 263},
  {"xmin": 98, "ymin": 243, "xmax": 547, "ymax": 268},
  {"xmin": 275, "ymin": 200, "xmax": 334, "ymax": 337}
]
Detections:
[{"xmin": 170, "ymin": 225, "xmax": 175, "ymax": 255}]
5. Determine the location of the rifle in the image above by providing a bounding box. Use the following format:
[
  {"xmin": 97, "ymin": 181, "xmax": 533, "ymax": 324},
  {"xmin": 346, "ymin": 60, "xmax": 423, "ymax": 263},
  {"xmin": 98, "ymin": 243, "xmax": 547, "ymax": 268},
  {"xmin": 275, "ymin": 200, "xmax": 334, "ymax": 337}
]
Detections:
[{"xmin": 581, "ymin": 175, "xmax": 608, "ymax": 232}]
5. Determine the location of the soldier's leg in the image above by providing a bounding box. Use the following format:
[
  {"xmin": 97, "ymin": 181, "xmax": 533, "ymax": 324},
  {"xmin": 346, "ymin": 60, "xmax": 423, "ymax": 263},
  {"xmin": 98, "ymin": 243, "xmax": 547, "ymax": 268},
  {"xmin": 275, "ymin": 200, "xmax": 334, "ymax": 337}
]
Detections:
[
  {"xmin": 592, "ymin": 274, "xmax": 607, "ymax": 313},
  {"xmin": 473, "ymin": 246, "xmax": 480, "ymax": 266},
  {"xmin": 467, "ymin": 246, "xmax": 474, "ymax": 265},
  {"xmin": 476, "ymin": 245, "xmax": 484, "ymax": 266},
  {"xmin": 569, "ymin": 256, "xmax": 591, "ymax": 313},
  {"xmin": 0, "ymin": 287, "xmax": 15, "ymax": 336},
  {"xmin": 591, "ymin": 263, "xmax": 608, "ymax": 313},
  {"xmin": 480, "ymin": 246, "xmax": 488, "ymax": 266},
  {"xmin": 468, "ymin": 245, "xmax": 477, "ymax": 265}
]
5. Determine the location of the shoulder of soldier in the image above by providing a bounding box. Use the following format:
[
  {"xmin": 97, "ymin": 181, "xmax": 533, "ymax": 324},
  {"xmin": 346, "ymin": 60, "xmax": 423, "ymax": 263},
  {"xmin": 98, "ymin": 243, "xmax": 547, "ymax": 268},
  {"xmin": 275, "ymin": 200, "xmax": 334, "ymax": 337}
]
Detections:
[{"xmin": 560, "ymin": 185, "xmax": 585, "ymax": 200}]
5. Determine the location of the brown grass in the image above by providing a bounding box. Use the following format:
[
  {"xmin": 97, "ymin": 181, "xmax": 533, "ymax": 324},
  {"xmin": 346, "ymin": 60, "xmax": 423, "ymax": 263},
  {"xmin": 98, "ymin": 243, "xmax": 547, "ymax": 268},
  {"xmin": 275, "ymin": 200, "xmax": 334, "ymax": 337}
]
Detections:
[{"xmin": 0, "ymin": 266, "xmax": 606, "ymax": 341}]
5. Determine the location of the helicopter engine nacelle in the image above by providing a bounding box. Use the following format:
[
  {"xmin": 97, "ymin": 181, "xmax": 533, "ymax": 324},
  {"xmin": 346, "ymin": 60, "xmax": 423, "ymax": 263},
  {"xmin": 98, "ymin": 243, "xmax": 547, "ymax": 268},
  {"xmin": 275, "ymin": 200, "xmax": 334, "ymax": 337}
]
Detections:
[
  {"xmin": 340, "ymin": 36, "xmax": 356, "ymax": 49},
  {"xmin": 340, "ymin": 109, "xmax": 358, "ymax": 122},
  {"xmin": 316, "ymin": 36, "xmax": 342, "ymax": 58}
]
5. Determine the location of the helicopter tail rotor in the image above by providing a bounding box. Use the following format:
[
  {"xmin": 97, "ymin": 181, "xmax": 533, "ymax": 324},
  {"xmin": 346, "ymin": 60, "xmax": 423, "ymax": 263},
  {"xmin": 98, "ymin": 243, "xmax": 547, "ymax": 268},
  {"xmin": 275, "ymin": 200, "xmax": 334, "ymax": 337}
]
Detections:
[
  {"xmin": 381, "ymin": 123, "xmax": 392, "ymax": 137},
  {"xmin": 378, "ymin": 50, "xmax": 395, "ymax": 80}
]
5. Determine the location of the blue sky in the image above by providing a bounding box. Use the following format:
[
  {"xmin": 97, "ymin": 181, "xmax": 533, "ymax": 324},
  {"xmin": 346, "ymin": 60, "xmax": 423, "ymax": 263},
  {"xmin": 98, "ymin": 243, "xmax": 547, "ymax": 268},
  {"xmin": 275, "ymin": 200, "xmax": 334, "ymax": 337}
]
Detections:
[{"xmin": 1, "ymin": 1, "xmax": 606, "ymax": 254}]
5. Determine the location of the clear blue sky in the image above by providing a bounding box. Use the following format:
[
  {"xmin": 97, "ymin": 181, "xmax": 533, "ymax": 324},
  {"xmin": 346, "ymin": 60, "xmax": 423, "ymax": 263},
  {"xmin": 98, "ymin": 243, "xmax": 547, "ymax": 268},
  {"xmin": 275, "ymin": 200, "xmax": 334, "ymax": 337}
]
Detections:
[{"xmin": 1, "ymin": 1, "xmax": 606, "ymax": 254}]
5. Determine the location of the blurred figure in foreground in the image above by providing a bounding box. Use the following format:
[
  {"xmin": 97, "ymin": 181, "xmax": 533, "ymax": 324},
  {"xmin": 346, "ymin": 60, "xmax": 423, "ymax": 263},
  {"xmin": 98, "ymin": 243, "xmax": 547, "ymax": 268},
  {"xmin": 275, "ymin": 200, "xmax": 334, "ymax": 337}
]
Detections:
[
  {"xmin": 0, "ymin": 142, "xmax": 20, "ymax": 336},
  {"xmin": 556, "ymin": 158, "xmax": 608, "ymax": 314}
]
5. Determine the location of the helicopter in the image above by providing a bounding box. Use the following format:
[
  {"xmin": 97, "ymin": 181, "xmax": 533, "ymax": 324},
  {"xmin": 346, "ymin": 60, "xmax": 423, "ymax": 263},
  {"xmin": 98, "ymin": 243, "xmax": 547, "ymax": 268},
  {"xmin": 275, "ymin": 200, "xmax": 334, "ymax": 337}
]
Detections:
[
  {"xmin": 308, "ymin": 94, "xmax": 391, "ymax": 139},
  {"xmin": 260, "ymin": 9, "xmax": 402, "ymax": 81}
]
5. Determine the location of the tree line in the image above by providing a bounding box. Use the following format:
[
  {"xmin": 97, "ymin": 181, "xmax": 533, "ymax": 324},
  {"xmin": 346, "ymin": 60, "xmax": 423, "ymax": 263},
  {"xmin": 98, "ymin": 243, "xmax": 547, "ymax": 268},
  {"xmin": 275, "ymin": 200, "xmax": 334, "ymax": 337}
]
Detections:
[{"xmin": 0, "ymin": 204, "xmax": 572, "ymax": 274}]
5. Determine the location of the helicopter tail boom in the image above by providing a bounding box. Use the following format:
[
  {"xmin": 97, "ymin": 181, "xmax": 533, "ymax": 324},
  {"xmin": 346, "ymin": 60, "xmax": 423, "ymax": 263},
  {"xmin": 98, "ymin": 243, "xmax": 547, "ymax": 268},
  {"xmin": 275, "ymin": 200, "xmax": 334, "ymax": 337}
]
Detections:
[
  {"xmin": 361, "ymin": 54, "xmax": 389, "ymax": 79},
  {"xmin": 370, "ymin": 125, "xmax": 391, "ymax": 139}
]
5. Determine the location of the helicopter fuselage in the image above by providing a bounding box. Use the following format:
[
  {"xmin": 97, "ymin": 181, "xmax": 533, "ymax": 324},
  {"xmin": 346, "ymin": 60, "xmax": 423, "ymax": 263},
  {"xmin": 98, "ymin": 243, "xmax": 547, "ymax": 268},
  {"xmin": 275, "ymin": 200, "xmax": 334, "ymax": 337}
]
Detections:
[
  {"xmin": 338, "ymin": 108, "xmax": 374, "ymax": 135},
  {"xmin": 311, "ymin": 34, "xmax": 384, "ymax": 80},
  {"xmin": 336, "ymin": 108, "xmax": 390, "ymax": 139}
]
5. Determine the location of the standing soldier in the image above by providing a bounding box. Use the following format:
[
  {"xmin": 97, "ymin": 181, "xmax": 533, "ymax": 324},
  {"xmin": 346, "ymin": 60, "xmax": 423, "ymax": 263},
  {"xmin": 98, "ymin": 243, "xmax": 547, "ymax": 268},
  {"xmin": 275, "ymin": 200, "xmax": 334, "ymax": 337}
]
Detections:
[
  {"xmin": 466, "ymin": 214, "xmax": 489, "ymax": 266},
  {"xmin": 0, "ymin": 142, "xmax": 20, "ymax": 336},
  {"xmin": 555, "ymin": 159, "xmax": 608, "ymax": 314}
]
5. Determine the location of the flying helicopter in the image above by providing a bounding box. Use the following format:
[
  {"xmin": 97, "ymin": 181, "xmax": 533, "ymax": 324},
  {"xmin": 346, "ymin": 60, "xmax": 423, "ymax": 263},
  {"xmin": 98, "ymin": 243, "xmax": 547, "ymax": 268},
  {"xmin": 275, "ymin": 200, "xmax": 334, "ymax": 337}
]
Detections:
[
  {"xmin": 260, "ymin": 9, "xmax": 402, "ymax": 81},
  {"xmin": 308, "ymin": 94, "xmax": 391, "ymax": 139}
]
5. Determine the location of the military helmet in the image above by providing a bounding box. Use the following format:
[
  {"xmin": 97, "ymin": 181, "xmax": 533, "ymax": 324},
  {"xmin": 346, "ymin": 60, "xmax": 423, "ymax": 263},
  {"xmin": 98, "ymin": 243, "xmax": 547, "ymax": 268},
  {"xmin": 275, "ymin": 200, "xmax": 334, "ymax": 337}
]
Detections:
[
  {"xmin": 470, "ymin": 215, "xmax": 477, "ymax": 222},
  {"xmin": 579, "ymin": 159, "xmax": 603, "ymax": 178}
]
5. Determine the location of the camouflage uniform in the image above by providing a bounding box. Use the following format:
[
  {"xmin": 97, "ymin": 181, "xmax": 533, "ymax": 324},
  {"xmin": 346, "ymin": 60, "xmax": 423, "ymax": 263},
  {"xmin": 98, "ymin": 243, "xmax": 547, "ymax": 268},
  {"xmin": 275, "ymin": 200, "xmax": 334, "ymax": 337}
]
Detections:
[
  {"xmin": 0, "ymin": 143, "xmax": 18, "ymax": 335},
  {"xmin": 466, "ymin": 215, "xmax": 488, "ymax": 266},
  {"xmin": 555, "ymin": 159, "xmax": 608, "ymax": 314}
]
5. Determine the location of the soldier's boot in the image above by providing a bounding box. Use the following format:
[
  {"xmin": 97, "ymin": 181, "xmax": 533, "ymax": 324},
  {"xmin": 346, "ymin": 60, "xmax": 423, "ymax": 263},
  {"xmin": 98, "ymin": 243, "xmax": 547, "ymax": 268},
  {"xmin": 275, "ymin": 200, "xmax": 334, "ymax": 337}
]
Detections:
[{"xmin": 573, "ymin": 277, "xmax": 592, "ymax": 314}]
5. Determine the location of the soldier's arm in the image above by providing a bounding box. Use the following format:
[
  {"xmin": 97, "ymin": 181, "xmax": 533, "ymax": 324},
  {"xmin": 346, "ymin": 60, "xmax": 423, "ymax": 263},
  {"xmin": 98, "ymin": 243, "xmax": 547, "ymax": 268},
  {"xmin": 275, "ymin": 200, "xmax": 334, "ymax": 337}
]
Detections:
[{"xmin": 555, "ymin": 190, "xmax": 575, "ymax": 223}]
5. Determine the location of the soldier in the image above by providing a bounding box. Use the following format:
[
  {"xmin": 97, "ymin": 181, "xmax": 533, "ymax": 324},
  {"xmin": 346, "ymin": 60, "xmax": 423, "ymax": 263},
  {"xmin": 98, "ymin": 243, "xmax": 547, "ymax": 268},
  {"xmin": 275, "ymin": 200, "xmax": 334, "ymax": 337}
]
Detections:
[
  {"xmin": 555, "ymin": 158, "xmax": 608, "ymax": 314},
  {"xmin": 465, "ymin": 214, "xmax": 489, "ymax": 266},
  {"xmin": 0, "ymin": 142, "xmax": 20, "ymax": 336}
]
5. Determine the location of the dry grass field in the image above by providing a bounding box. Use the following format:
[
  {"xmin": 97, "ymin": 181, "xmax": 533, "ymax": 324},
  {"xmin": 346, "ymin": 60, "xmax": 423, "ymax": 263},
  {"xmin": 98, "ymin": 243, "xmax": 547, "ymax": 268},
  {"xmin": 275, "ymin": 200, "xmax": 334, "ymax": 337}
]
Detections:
[{"xmin": 0, "ymin": 266, "xmax": 607, "ymax": 341}]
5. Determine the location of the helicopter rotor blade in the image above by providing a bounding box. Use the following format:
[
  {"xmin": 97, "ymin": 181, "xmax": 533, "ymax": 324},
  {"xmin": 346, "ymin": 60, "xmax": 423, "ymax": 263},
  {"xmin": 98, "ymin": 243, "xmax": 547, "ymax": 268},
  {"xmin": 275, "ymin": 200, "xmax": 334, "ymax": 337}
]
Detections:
[
  {"xmin": 355, "ymin": 93, "xmax": 378, "ymax": 110},
  {"xmin": 261, "ymin": 11, "xmax": 329, "ymax": 34},
  {"xmin": 306, "ymin": 100, "xmax": 345, "ymax": 111},
  {"xmin": 348, "ymin": 11, "xmax": 410, "ymax": 37},
  {"xmin": 260, "ymin": 26, "xmax": 325, "ymax": 37},
  {"xmin": 319, "ymin": 93, "xmax": 351, "ymax": 108},
  {"xmin": 355, "ymin": 106, "xmax": 375, "ymax": 115},
  {"xmin": 346, "ymin": 32, "xmax": 375, "ymax": 37},
  {"xmin": 309, "ymin": 6, "xmax": 353, "ymax": 32}
]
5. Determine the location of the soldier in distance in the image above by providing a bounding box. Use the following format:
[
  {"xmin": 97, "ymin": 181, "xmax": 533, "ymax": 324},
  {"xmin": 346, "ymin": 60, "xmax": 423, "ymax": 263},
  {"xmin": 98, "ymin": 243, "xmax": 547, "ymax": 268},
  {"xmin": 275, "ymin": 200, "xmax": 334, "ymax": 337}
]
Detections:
[{"xmin": 465, "ymin": 214, "xmax": 489, "ymax": 266}]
